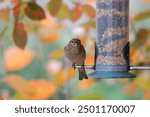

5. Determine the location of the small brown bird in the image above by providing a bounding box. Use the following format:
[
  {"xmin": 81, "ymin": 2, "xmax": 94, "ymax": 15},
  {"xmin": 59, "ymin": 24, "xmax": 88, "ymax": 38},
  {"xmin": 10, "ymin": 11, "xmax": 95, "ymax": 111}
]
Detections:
[{"xmin": 64, "ymin": 38, "xmax": 88, "ymax": 80}]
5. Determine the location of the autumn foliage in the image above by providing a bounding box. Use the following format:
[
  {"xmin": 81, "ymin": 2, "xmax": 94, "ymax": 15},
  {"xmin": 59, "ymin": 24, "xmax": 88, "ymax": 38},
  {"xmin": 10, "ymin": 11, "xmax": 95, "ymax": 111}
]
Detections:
[{"xmin": 0, "ymin": 0, "xmax": 150, "ymax": 100}]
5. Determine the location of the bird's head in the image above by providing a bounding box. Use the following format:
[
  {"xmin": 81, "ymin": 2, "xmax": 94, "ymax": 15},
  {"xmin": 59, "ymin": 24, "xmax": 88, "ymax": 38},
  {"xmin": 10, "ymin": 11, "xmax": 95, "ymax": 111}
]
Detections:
[{"xmin": 69, "ymin": 38, "xmax": 81, "ymax": 47}]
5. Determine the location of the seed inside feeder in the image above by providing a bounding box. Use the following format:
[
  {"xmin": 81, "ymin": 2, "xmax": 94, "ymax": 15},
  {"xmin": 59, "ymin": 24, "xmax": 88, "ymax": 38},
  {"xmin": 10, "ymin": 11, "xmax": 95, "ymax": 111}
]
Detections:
[{"xmin": 96, "ymin": 0, "xmax": 129, "ymax": 70}]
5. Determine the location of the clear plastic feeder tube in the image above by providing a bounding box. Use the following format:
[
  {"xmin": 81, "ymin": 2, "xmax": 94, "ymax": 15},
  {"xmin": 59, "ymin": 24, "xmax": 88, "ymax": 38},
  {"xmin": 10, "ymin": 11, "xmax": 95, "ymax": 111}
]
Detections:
[{"xmin": 96, "ymin": 0, "xmax": 130, "ymax": 71}]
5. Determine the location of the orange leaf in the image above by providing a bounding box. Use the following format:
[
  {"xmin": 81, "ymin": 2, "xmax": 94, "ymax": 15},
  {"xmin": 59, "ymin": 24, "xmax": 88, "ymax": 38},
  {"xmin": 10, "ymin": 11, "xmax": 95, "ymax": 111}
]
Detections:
[
  {"xmin": 82, "ymin": 4, "xmax": 96, "ymax": 18},
  {"xmin": 85, "ymin": 55, "xmax": 94, "ymax": 65},
  {"xmin": 4, "ymin": 75, "xmax": 56, "ymax": 100},
  {"xmin": 70, "ymin": 4, "xmax": 82, "ymax": 22},
  {"xmin": 26, "ymin": 79, "xmax": 57, "ymax": 100},
  {"xmin": 130, "ymin": 50, "xmax": 144, "ymax": 65},
  {"xmin": 0, "ymin": 9, "xmax": 9, "ymax": 23},
  {"xmin": 39, "ymin": 32, "xmax": 59, "ymax": 44},
  {"xmin": 13, "ymin": 4, "xmax": 20, "ymax": 18},
  {"xmin": 4, "ymin": 75, "xmax": 34, "ymax": 96},
  {"xmin": 4, "ymin": 46, "xmax": 34, "ymax": 72}
]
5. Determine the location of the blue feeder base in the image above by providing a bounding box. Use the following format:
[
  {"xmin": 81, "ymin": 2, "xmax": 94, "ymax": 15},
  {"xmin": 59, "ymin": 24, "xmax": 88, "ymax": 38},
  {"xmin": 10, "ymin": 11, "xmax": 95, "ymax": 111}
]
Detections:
[{"xmin": 88, "ymin": 71, "xmax": 136, "ymax": 79}]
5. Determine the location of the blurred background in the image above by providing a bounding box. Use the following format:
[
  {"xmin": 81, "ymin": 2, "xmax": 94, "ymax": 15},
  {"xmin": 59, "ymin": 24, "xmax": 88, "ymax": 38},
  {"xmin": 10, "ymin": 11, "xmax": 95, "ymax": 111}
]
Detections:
[{"xmin": 0, "ymin": 0, "xmax": 150, "ymax": 100}]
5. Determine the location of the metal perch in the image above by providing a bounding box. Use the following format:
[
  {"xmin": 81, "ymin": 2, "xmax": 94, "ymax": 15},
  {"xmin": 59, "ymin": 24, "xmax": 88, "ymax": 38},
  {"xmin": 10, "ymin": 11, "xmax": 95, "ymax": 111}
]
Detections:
[{"xmin": 73, "ymin": 65, "xmax": 150, "ymax": 70}]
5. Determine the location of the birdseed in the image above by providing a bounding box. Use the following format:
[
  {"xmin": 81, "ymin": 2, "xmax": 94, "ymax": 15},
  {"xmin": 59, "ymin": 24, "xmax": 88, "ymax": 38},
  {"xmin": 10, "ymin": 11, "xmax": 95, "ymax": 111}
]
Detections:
[{"xmin": 96, "ymin": 0, "xmax": 129, "ymax": 67}]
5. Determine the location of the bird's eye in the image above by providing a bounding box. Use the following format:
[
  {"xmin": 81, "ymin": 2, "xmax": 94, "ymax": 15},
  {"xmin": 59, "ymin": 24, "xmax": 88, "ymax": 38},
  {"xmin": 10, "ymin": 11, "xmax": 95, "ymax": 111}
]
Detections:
[
  {"xmin": 74, "ymin": 43, "xmax": 78, "ymax": 47},
  {"xmin": 70, "ymin": 41, "xmax": 73, "ymax": 43}
]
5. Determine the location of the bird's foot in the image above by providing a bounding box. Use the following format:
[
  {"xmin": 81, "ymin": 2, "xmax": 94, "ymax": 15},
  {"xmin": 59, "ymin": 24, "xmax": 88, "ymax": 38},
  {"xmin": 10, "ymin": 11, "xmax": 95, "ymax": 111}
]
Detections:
[{"xmin": 72, "ymin": 63, "xmax": 76, "ymax": 70}]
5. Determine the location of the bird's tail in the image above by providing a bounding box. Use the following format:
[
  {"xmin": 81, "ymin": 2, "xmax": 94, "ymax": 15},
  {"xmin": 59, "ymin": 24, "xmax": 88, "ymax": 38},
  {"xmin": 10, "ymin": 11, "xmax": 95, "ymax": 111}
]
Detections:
[{"xmin": 78, "ymin": 66, "xmax": 88, "ymax": 80}]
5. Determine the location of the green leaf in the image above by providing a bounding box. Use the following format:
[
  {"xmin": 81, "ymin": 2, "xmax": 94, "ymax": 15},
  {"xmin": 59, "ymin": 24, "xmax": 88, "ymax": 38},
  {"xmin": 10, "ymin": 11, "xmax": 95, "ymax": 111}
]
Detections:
[
  {"xmin": 57, "ymin": 4, "xmax": 70, "ymax": 19},
  {"xmin": 133, "ymin": 11, "xmax": 150, "ymax": 22},
  {"xmin": 47, "ymin": 0, "xmax": 62, "ymax": 16},
  {"xmin": 13, "ymin": 23, "xmax": 27, "ymax": 49},
  {"xmin": 25, "ymin": 2, "xmax": 45, "ymax": 20},
  {"xmin": 82, "ymin": 4, "xmax": 96, "ymax": 18}
]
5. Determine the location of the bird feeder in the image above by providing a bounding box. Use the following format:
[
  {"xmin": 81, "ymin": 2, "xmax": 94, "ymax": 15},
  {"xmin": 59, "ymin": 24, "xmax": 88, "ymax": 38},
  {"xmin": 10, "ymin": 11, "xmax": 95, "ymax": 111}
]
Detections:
[
  {"xmin": 76, "ymin": 0, "xmax": 150, "ymax": 78},
  {"xmin": 88, "ymin": 0, "xmax": 136, "ymax": 78}
]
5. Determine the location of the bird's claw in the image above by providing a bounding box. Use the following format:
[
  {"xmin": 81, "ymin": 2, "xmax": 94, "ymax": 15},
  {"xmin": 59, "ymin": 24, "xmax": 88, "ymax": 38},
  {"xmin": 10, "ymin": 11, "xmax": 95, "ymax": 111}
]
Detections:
[{"xmin": 72, "ymin": 63, "xmax": 76, "ymax": 70}]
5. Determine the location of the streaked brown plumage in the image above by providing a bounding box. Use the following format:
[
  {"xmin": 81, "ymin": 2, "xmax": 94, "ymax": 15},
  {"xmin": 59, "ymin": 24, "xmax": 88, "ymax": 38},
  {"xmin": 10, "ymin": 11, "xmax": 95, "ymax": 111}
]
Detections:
[{"xmin": 64, "ymin": 38, "xmax": 88, "ymax": 80}]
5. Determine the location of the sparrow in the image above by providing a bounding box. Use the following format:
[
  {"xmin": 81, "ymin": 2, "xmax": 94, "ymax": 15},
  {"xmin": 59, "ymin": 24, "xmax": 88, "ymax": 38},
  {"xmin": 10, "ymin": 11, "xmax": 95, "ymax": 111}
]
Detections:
[{"xmin": 64, "ymin": 38, "xmax": 88, "ymax": 80}]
